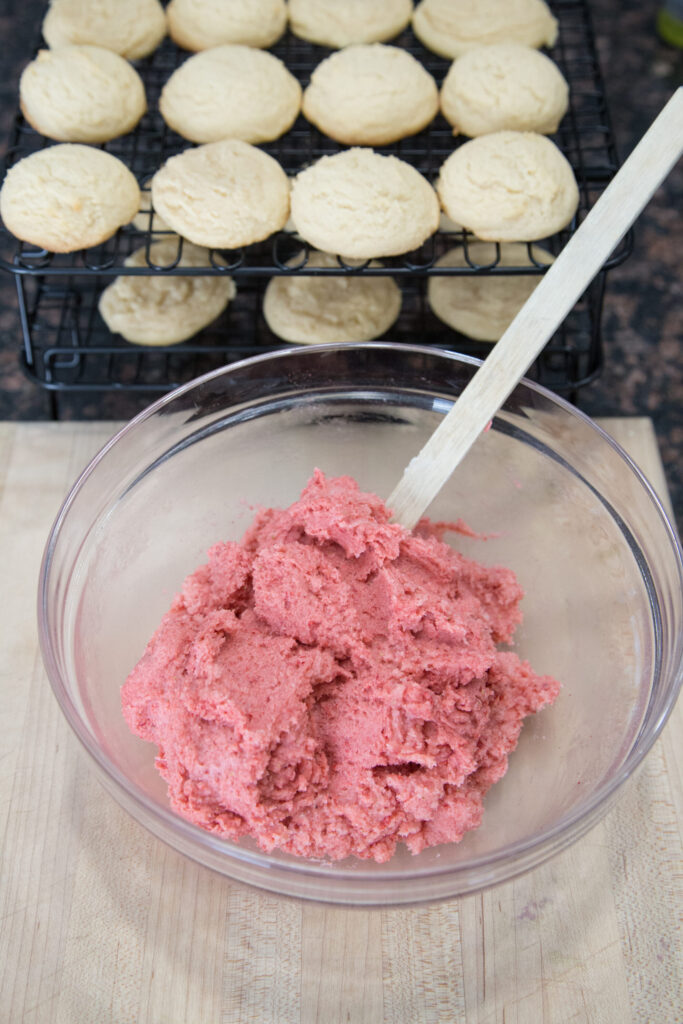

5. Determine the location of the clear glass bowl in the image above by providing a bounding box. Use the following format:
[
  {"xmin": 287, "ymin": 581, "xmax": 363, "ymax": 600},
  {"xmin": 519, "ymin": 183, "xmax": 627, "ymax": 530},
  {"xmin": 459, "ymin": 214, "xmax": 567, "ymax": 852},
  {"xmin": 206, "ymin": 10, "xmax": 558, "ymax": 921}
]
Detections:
[{"xmin": 39, "ymin": 344, "xmax": 683, "ymax": 905}]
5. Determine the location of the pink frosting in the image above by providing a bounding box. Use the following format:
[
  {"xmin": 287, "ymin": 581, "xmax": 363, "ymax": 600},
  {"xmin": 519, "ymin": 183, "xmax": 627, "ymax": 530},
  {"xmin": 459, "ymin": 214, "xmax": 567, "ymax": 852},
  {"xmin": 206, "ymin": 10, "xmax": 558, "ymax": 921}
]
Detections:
[{"xmin": 122, "ymin": 471, "xmax": 560, "ymax": 862}]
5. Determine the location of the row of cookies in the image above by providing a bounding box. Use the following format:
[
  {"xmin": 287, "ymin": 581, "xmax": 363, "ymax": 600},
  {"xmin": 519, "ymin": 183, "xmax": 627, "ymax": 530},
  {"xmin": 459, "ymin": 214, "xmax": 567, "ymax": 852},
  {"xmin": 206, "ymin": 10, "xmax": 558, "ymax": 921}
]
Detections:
[
  {"xmin": 150, "ymin": 138, "xmax": 579, "ymax": 254},
  {"xmin": 98, "ymin": 239, "xmax": 552, "ymax": 348},
  {"xmin": 267, "ymin": 243, "xmax": 556, "ymax": 344},
  {"xmin": 0, "ymin": 136, "xmax": 578, "ymax": 256},
  {"xmin": 20, "ymin": 35, "xmax": 569, "ymax": 149},
  {"xmin": 162, "ymin": 40, "xmax": 568, "ymax": 147},
  {"xmin": 263, "ymin": 243, "xmax": 557, "ymax": 345},
  {"xmin": 41, "ymin": 0, "xmax": 559, "ymax": 60}
]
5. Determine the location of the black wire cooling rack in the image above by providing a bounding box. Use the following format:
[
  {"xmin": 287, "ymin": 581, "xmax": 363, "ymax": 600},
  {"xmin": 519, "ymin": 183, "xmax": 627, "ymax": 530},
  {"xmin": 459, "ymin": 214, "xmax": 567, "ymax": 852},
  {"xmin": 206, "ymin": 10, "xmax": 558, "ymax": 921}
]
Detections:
[{"xmin": 0, "ymin": 0, "xmax": 632, "ymax": 413}]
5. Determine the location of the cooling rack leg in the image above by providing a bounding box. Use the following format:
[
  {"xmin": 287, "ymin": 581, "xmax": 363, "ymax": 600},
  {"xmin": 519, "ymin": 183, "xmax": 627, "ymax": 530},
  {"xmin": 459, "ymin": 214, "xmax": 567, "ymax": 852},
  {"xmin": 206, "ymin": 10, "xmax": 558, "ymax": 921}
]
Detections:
[
  {"xmin": 15, "ymin": 273, "xmax": 34, "ymax": 369},
  {"xmin": 14, "ymin": 273, "xmax": 59, "ymax": 419},
  {"xmin": 47, "ymin": 390, "xmax": 58, "ymax": 421}
]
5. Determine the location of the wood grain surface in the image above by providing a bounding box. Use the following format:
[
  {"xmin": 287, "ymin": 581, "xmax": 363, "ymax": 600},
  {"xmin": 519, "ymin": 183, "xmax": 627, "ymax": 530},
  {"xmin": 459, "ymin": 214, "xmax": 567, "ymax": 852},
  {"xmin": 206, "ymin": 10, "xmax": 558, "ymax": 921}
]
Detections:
[{"xmin": 0, "ymin": 419, "xmax": 680, "ymax": 1024}]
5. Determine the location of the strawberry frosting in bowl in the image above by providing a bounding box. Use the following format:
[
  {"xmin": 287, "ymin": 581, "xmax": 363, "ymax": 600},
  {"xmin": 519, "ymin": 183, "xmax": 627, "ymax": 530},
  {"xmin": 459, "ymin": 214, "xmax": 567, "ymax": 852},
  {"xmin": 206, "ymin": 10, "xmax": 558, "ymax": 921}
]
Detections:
[
  {"xmin": 39, "ymin": 344, "xmax": 683, "ymax": 904},
  {"xmin": 122, "ymin": 470, "xmax": 559, "ymax": 863}
]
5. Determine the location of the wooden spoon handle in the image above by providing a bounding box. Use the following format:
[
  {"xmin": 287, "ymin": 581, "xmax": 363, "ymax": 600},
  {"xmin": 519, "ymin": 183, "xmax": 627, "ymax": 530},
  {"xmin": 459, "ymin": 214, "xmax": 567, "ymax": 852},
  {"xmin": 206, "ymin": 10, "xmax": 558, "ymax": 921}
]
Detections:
[{"xmin": 388, "ymin": 87, "xmax": 683, "ymax": 530}]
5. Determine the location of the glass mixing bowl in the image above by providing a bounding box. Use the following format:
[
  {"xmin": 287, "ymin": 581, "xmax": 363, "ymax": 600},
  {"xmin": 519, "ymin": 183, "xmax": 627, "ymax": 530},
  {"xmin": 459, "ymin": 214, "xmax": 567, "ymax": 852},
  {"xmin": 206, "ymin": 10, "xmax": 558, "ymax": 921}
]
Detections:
[{"xmin": 39, "ymin": 344, "xmax": 683, "ymax": 905}]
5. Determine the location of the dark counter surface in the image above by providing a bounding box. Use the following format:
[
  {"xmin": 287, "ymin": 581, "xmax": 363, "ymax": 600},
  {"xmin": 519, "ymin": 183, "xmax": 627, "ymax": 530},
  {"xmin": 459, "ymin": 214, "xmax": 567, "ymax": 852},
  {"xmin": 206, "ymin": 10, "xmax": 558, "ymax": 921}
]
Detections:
[{"xmin": 0, "ymin": 0, "xmax": 681, "ymax": 529}]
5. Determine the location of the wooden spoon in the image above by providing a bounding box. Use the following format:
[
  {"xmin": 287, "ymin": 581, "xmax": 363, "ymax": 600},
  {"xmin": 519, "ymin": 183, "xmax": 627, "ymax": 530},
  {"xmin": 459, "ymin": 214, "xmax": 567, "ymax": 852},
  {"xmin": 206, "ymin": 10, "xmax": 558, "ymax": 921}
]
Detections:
[{"xmin": 388, "ymin": 87, "xmax": 683, "ymax": 530}]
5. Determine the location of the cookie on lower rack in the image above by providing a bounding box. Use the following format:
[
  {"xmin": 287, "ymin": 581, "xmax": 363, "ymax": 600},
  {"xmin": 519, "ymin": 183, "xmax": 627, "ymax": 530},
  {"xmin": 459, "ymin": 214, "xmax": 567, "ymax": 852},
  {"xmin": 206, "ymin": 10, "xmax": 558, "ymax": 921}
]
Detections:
[
  {"xmin": 412, "ymin": 0, "xmax": 558, "ymax": 59},
  {"xmin": 42, "ymin": 0, "xmax": 166, "ymax": 61},
  {"xmin": 151, "ymin": 139, "xmax": 290, "ymax": 249},
  {"xmin": 436, "ymin": 131, "xmax": 579, "ymax": 242},
  {"xmin": 428, "ymin": 242, "xmax": 554, "ymax": 342},
  {"xmin": 160, "ymin": 45, "xmax": 301, "ymax": 145},
  {"xmin": 0, "ymin": 144, "xmax": 140, "ymax": 254},
  {"xmin": 290, "ymin": 148, "xmax": 440, "ymax": 260},
  {"xmin": 20, "ymin": 45, "xmax": 146, "ymax": 144},
  {"xmin": 288, "ymin": 0, "xmax": 413, "ymax": 48},
  {"xmin": 98, "ymin": 237, "xmax": 236, "ymax": 345},
  {"xmin": 167, "ymin": 0, "xmax": 287, "ymax": 51},
  {"xmin": 440, "ymin": 44, "xmax": 569, "ymax": 137},
  {"xmin": 263, "ymin": 250, "xmax": 402, "ymax": 344},
  {"xmin": 302, "ymin": 44, "xmax": 438, "ymax": 146}
]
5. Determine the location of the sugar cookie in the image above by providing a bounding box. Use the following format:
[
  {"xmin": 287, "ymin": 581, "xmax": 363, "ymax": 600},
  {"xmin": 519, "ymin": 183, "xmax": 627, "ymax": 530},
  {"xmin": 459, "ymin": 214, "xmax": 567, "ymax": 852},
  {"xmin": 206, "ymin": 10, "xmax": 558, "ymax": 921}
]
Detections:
[
  {"xmin": 290, "ymin": 148, "xmax": 440, "ymax": 260},
  {"xmin": 160, "ymin": 45, "xmax": 301, "ymax": 145},
  {"xmin": 440, "ymin": 44, "xmax": 569, "ymax": 137},
  {"xmin": 428, "ymin": 242, "xmax": 554, "ymax": 341},
  {"xmin": 42, "ymin": 0, "xmax": 166, "ymax": 61},
  {"xmin": 288, "ymin": 0, "xmax": 413, "ymax": 48},
  {"xmin": 0, "ymin": 144, "xmax": 140, "ymax": 253},
  {"xmin": 436, "ymin": 132, "xmax": 579, "ymax": 241},
  {"xmin": 167, "ymin": 0, "xmax": 286, "ymax": 51},
  {"xmin": 99, "ymin": 237, "xmax": 235, "ymax": 345},
  {"xmin": 263, "ymin": 251, "xmax": 402, "ymax": 343},
  {"xmin": 151, "ymin": 139, "xmax": 290, "ymax": 249},
  {"xmin": 412, "ymin": 0, "xmax": 558, "ymax": 59},
  {"xmin": 302, "ymin": 44, "xmax": 438, "ymax": 146},
  {"xmin": 19, "ymin": 46, "xmax": 146, "ymax": 144}
]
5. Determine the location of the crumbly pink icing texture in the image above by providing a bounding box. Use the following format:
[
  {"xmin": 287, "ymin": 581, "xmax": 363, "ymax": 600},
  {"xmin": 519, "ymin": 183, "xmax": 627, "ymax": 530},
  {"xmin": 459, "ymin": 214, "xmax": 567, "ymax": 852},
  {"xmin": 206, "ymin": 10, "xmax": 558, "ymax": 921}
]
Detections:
[{"xmin": 122, "ymin": 471, "xmax": 560, "ymax": 862}]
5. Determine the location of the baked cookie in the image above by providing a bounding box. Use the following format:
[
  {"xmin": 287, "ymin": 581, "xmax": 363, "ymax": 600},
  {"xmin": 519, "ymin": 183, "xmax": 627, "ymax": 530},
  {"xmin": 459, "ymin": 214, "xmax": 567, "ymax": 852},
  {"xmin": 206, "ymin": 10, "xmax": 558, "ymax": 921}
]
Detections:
[
  {"xmin": 151, "ymin": 139, "xmax": 290, "ymax": 249},
  {"xmin": 42, "ymin": 0, "xmax": 166, "ymax": 60},
  {"xmin": 288, "ymin": 0, "xmax": 413, "ymax": 48},
  {"xmin": 0, "ymin": 144, "xmax": 140, "ymax": 253},
  {"xmin": 436, "ymin": 131, "xmax": 579, "ymax": 241},
  {"xmin": 160, "ymin": 45, "xmax": 301, "ymax": 145},
  {"xmin": 166, "ymin": 0, "xmax": 287, "ymax": 51},
  {"xmin": 99, "ymin": 237, "xmax": 236, "ymax": 345},
  {"xmin": 412, "ymin": 0, "xmax": 558, "ymax": 59},
  {"xmin": 290, "ymin": 148, "xmax": 440, "ymax": 259},
  {"xmin": 428, "ymin": 242, "xmax": 554, "ymax": 341},
  {"xmin": 20, "ymin": 45, "xmax": 146, "ymax": 144},
  {"xmin": 440, "ymin": 44, "xmax": 569, "ymax": 137},
  {"xmin": 263, "ymin": 250, "xmax": 402, "ymax": 343},
  {"xmin": 302, "ymin": 44, "xmax": 438, "ymax": 146}
]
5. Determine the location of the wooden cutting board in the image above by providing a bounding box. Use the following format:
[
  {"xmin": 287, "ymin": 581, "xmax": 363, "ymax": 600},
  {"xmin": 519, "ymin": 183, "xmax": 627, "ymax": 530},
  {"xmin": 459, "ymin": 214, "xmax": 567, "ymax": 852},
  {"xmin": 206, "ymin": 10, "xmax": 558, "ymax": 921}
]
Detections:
[{"xmin": 0, "ymin": 418, "xmax": 680, "ymax": 1024}]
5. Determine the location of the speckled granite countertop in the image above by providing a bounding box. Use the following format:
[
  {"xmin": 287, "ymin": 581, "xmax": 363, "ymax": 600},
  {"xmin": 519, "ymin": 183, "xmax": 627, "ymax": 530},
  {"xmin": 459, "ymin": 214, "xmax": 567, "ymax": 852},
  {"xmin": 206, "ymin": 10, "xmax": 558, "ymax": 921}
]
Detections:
[{"xmin": 0, "ymin": 0, "xmax": 681, "ymax": 529}]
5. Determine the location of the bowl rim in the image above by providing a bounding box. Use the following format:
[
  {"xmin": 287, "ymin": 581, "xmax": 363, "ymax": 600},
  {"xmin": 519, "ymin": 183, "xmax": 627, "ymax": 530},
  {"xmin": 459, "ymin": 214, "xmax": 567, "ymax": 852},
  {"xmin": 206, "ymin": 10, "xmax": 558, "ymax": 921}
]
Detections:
[{"xmin": 38, "ymin": 342, "xmax": 683, "ymax": 895}]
